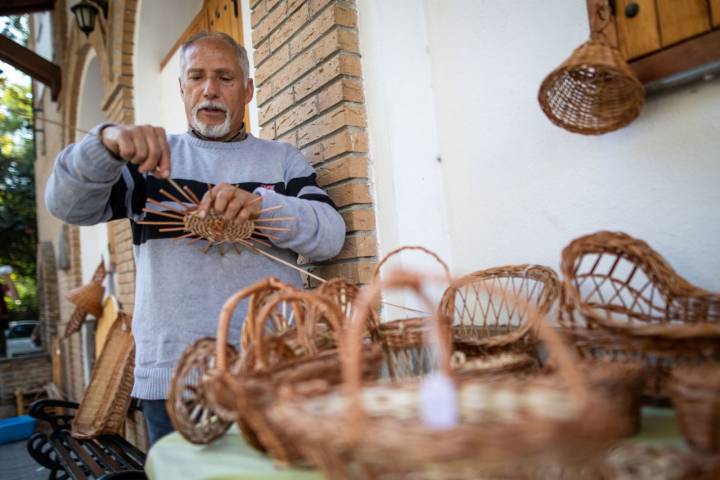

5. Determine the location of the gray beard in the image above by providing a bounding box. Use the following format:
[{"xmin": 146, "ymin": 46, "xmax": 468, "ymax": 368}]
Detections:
[{"xmin": 190, "ymin": 102, "xmax": 232, "ymax": 138}]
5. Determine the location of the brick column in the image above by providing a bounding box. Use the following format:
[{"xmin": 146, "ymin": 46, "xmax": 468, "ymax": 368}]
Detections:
[{"xmin": 250, "ymin": 0, "xmax": 377, "ymax": 285}]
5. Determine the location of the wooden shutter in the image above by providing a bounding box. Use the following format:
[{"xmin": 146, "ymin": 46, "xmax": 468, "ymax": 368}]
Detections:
[
  {"xmin": 159, "ymin": 0, "xmax": 250, "ymax": 129},
  {"xmin": 656, "ymin": 0, "xmax": 712, "ymax": 47}
]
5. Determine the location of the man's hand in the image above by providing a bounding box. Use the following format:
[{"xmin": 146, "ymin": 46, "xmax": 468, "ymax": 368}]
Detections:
[
  {"xmin": 101, "ymin": 125, "xmax": 171, "ymax": 178},
  {"xmin": 197, "ymin": 183, "xmax": 262, "ymax": 221}
]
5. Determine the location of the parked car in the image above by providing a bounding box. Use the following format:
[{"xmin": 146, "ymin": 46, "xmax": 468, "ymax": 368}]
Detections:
[{"xmin": 5, "ymin": 320, "xmax": 43, "ymax": 357}]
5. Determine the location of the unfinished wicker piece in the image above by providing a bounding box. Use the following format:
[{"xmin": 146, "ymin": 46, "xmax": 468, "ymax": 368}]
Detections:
[
  {"xmin": 269, "ymin": 270, "xmax": 628, "ymax": 479},
  {"xmin": 206, "ymin": 289, "xmax": 383, "ymax": 465},
  {"xmin": 372, "ymin": 246, "xmax": 453, "ymax": 379},
  {"xmin": 71, "ymin": 312, "xmax": 134, "ymax": 439},
  {"xmin": 137, "ymin": 178, "xmax": 290, "ymax": 256},
  {"xmin": 670, "ymin": 364, "xmax": 720, "ymax": 453},
  {"xmin": 167, "ymin": 277, "xmax": 294, "ymax": 445},
  {"xmin": 440, "ymin": 264, "xmax": 560, "ymax": 372},
  {"xmin": 560, "ymin": 231, "xmax": 720, "ymax": 400},
  {"xmin": 538, "ymin": 1, "xmax": 644, "ymax": 135}
]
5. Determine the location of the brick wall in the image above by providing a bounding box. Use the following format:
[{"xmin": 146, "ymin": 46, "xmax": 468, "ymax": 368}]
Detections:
[
  {"xmin": 250, "ymin": 0, "xmax": 377, "ymax": 285},
  {"xmin": 0, "ymin": 355, "xmax": 53, "ymax": 418}
]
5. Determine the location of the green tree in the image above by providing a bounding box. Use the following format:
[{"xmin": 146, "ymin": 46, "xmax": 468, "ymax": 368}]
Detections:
[{"xmin": 0, "ymin": 15, "xmax": 37, "ymax": 318}]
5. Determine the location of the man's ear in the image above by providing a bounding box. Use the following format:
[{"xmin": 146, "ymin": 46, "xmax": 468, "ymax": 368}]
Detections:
[
  {"xmin": 245, "ymin": 78, "xmax": 254, "ymax": 104},
  {"xmin": 179, "ymin": 77, "xmax": 184, "ymax": 97}
]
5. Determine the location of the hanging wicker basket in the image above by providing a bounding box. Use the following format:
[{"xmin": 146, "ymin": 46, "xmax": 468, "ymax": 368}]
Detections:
[
  {"xmin": 66, "ymin": 281, "xmax": 105, "ymax": 318},
  {"xmin": 538, "ymin": 39, "xmax": 645, "ymax": 135}
]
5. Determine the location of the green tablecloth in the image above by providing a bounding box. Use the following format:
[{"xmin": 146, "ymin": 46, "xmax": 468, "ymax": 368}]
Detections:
[{"xmin": 145, "ymin": 408, "xmax": 685, "ymax": 480}]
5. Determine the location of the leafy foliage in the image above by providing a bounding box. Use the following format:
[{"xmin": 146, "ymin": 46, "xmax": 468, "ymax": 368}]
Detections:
[{"xmin": 0, "ymin": 16, "xmax": 37, "ymax": 318}]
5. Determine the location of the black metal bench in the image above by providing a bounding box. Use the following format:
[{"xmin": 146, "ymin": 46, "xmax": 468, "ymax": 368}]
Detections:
[{"xmin": 26, "ymin": 399, "xmax": 147, "ymax": 480}]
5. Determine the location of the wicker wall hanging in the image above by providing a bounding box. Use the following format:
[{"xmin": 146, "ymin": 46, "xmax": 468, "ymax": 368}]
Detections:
[{"xmin": 538, "ymin": 0, "xmax": 645, "ymax": 134}]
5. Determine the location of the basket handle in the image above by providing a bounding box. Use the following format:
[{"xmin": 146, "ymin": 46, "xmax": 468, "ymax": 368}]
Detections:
[
  {"xmin": 344, "ymin": 269, "xmax": 589, "ymax": 428},
  {"xmin": 373, "ymin": 245, "xmax": 452, "ymax": 284},
  {"xmin": 251, "ymin": 290, "xmax": 345, "ymax": 371},
  {"xmin": 343, "ymin": 270, "xmax": 454, "ymax": 419},
  {"xmin": 215, "ymin": 277, "xmax": 290, "ymax": 372}
]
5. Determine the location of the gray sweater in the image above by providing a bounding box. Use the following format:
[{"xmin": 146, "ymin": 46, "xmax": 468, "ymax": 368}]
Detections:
[{"xmin": 46, "ymin": 127, "xmax": 345, "ymax": 399}]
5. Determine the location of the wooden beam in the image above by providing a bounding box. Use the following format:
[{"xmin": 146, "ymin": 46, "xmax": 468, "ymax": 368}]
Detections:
[
  {"xmin": 630, "ymin": 28, "xmax": 720, "ymax": 83},
  {"xmin": 0, "ymin": 34, "xmax": 61, "ymax": 100},
  {"xmin": 0, "ymin": 0, "xmax": 55, "ymax": 16}
]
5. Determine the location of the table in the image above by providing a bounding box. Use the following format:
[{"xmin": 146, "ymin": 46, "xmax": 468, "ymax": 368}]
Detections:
[
  {"xmin": 145, "ymin": 408, "xmax": 685, "ymax": 480},
  {"xmin": 145, "ymin": 425, "xmax": 322, "ymax": 480}
]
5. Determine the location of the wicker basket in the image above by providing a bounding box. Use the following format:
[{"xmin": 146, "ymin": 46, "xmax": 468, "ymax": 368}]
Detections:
[
  {"xmin": 560, "ymin": 231, "xmax": 720, "ymax": 401},
  {"xmin": 206, "ymin": 289, "xmax": 383, "ymax": 464},
  {"xmin": 372, "ymin": 246, "xmax": 453, "ymax": 379},
  {"xmin": 670, "ymin": 364, "xmax": 720, "ymax": 453},
  {"xmin": 66, "ymin": 281, "xmax": 105, "ymax": 318},
  {"xmin": 71, "ymin": 312, "xmax": 134, "ymax": 439},
  {"xmin": 541, "ymin": 358, "xmax": 647, "ymax": 437},
  {"xmin": 269, "ymin": 270, "xmax": 628, "ymax": 479},
  {"xmin": 167, "ymin": 277, "xmax": 294, "ymax": 445},
  {"xmin": 538, "ymin": 1, "xmax": 644, "ymax": 135},
  {"xmin": 440, "ymin": 264, "xmax": 560, "ymax": 372}
]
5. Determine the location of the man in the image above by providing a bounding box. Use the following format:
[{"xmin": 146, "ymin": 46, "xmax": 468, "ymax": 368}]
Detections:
[{"xmin": 46, "ymin": 32, "xmax": 345, "ymax": 445}]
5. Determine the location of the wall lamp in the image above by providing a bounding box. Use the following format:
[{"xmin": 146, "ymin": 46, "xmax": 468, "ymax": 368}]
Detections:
[{"xmin": 71, "ymin": 0, "xmax": 109, "ymax": 37}]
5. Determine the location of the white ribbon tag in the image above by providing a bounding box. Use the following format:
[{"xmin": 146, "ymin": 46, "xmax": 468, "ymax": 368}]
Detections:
[{"xmin": 419, "ymin": 372, "xmax": 459, "ymax": 430}]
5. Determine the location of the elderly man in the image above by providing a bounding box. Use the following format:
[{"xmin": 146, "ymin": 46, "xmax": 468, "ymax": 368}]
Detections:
[{"xmin": 46, "ymin": 32, "xmax": 345, "ymax": 445}]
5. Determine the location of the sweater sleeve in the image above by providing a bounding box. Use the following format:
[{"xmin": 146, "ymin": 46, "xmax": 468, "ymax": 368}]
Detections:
[
  {"xmin": 253, "ymin": 145, "xmax": 345, "ymax": 261},
  {"xmin": 45, "ymin": 125, "xmax": 142, "ymax": 226}
]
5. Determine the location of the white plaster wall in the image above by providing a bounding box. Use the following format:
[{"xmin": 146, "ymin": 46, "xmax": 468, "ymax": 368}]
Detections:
[
  {"xmin": 77, "ymin": 55, "xmax": 109, "ymax": 285},
  {"xmin": 357, "ymin": 0, "xmax": 455, "ymax": 316},
  {"xmin": 359, "ymin": 0, "xmax": 720, "ymax": 292},
  {"xmin": 134, "ymin": 0, "xmax": 203, "ymax": 132},
  {"xmin": 424, "ymin": 0, "xmax": 720, "ymax": 290}
]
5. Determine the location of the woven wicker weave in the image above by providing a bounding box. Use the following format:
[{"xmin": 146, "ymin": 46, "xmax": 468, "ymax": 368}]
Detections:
[
  {"xmin": 166, "ymin": 337, "xmax": 240, "ymax": 445},
  {"xmin": 560, "ymin": 231, "xmax": 720, "ymax": 401},
  {"xmin": 206, "ymin": 289, "xmax": 383, "ymax": 465},
  {"xmin": 372, "ymin": 246, "xmax": 453, "ymax": 379},
  {"xmin": 440, "ymin": 264, "xmax": 560, "ymax": 370},
  {"xmin": 268, "ymin": 270, "xmax": 627, "ymax": 479},
  {"xmin": 538, "ymin": 1, "xmax": 644, "ymax": 135},
  {"xmin": 670, "ymin": 364, "xmax": 720, "ymax": 453},
  {"xmin": 71, "ymin": 312, "xmax": 134, "ymax": 439},
  {"xmin": 167, "ymin": 277, "xmax": 294, "ymax": 445},
  {"xmin": 538, "ymin": 40, "xmax": 644, "ymax": 135},
  {"xmin": 66, "ymin": 281, "xmax": 104, "ymax": 318}
]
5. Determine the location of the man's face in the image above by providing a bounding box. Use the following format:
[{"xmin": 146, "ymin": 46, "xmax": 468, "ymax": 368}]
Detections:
[{"xmin": 179, "ymin": 39, "xmax": 254, "ymax": 139}]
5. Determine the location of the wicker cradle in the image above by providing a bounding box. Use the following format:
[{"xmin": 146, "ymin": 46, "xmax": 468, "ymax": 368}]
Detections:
[
  {"xmin": 371, "ymin": 246, "xmax": 453, "ymax": 379},
  {"xmin": 167, "ymin": 277, "xmax": 295, "ymax": 445},
  {"xmin": 205, "ymin": 289, "xmax": 383, "ymax": 465},
  {"xmin": 268, "ymin": 270, "xmax": 629, "ymax": 480},
  {"xmin": 559, "ymin": 231, "xmax": 720, "ymax": 402},
  {"xmin": 440, "ymin": 264, "xmax": 561, "ymax": 376}
]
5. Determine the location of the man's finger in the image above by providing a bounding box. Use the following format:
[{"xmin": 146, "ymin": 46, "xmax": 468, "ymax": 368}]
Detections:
[
  {"xmin": 197, "ymin": 190, "xmax": 213, "ymax": 218},
  {"xmin": 213, "ymin": 188, "xmax": 233, "ymax": 214},
  {"xmin": 154, "ymin": 127, "xmax": 171, "ymax": 178},
  {"xmin": 224, "ymin": 194, "xmax": 244, "ymax": 220},
  {"xmin": 131, "ymin": 129, "xmax": 150, "ymax": 169},
  {"xmin": 141, "ymin": 126, "xmax": 162, "ymax": 176},
  {"xmin": 116, "ymin": 130, "xmax": 136, "ymax": 160}
]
